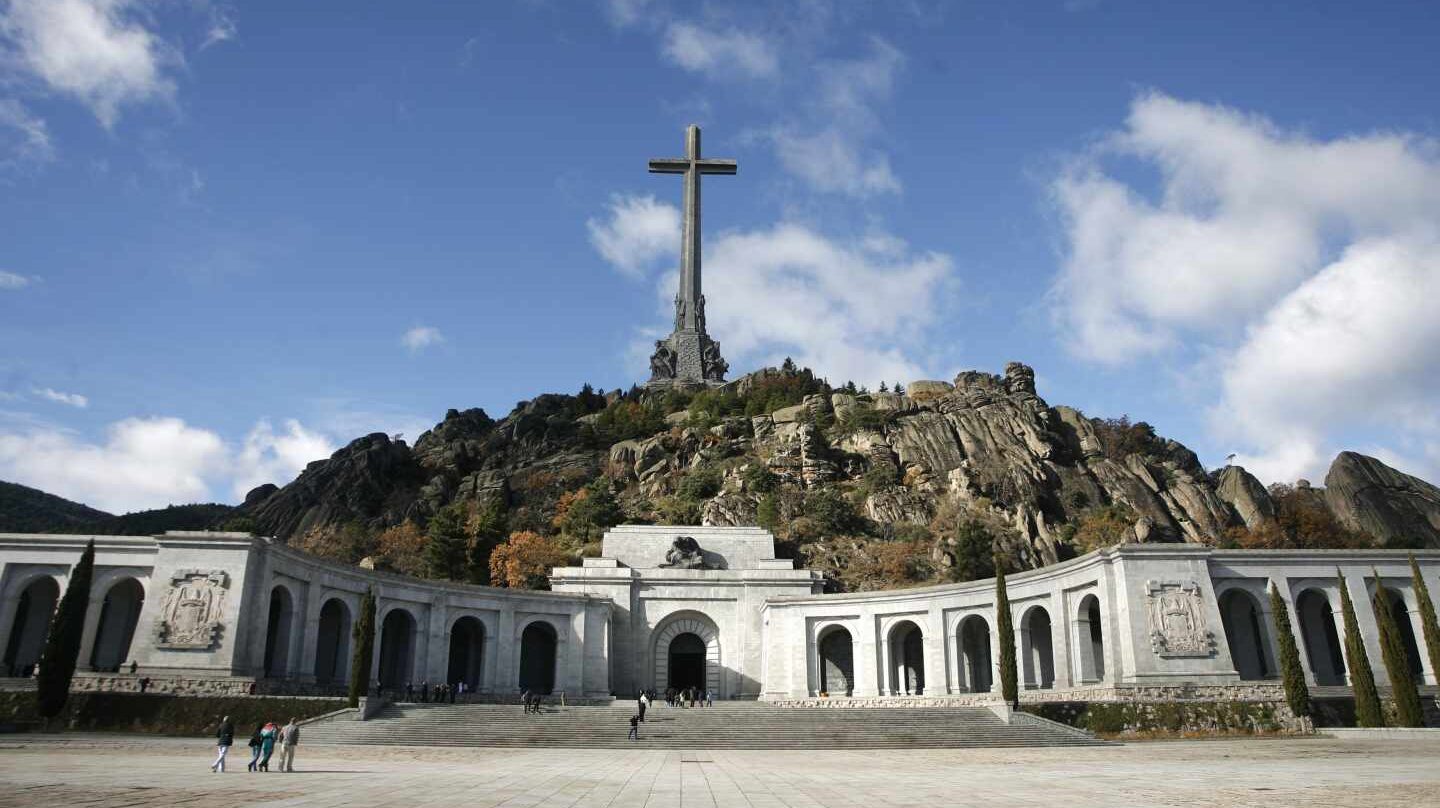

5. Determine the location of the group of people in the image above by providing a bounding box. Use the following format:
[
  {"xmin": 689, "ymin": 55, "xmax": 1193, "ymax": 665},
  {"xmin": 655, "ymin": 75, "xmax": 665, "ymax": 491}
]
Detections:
[
  {"xmin": 661, "ymin": 686, "xmax": 712, "ymax": 708},
  {"xmin": 404, "ymin": 680, "xmax": 467, "ymax": 703},
  {"xmin": 209, "ymin": 715, "xmax": 299, "ymax": 773},
  {"xmin": 627, "ymin": 686, "xmax": 716, "ymax": 740},
  {"xmin": 520, "ymin": 690, "xmax": 545, "ymax": 713}
]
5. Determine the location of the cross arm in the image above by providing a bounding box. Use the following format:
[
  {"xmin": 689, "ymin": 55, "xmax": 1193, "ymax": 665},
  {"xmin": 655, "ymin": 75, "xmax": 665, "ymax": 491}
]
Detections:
[
  {"xmin": 648, "ymin": 159, "xmax": 689, "ymax": 174},
  {"xmin": 696, "ymin": 159, "xmax": 737, "ymax": 175}
]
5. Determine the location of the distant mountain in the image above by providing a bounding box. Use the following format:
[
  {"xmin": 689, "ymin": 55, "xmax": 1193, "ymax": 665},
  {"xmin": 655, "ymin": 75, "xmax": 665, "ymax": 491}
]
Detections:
[
  {"xmin": 0, "ymin": 481, "xmax": 110, "ymax": 532},
  {"xmin": 0, "ymin": 481, "xmax": 236, "ymax": 535}
]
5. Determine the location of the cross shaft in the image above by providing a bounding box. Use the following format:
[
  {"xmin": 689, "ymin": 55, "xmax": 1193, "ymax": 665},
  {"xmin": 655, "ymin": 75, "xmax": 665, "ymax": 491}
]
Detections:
[{"xmin": 649, "ymin": 125, "xmax": 736, "ymax": 332}]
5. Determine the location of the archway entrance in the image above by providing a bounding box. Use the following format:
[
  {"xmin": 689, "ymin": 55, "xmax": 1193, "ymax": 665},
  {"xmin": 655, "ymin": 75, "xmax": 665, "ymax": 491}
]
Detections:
[
  {"xmin": 3, "ymin": 577, "xmax": 58, "ymax": 677},
  {"xmin": 818, "ymin": 627, "xmax": 854, "ymax": 696},
  {"xmin": 313, "ymin": 599, "xmax": 351, "ymax": 685},
  {"xmin": 518, "ymin": 621, "xmax": 557, "ymax": 694},
  {"xmin": 448, "ymin": 616, "xmax": 485, "ymax": 691},
  {"xmin": 1380, "ymin": 589, "xmax": 1424, "ymax": 677},
  {"xmin": 651, "ymin": 614, "xmax": 721, "ymax": 697},
  {"xmin": 378, "ymin": 608, "xmax": 416, "ymax": 689},
  {"xmin": 263, "ymin": 585, "xmax": 295, "ymax": 678},
  {"xmin": 90, "ymin": 578, "xmax": 144, "ymax": 671},
  {"xmin": 1219, "ymin": 589, "xmax": 1271, "ymax": 680},
  {"xmin": 1296, "ymin": 589, "xmax": 1345, "ymax": 685},
  {"xmin": 668, "ymin": 632, "xmax": 706, "ymax": 691},
  {"xmin": 1021, "ymin": 606, "xmax": 1055, "ymax": 689},
  {"xmin": 888, "ymin": 621, "xmax": 925, "ymax": 695},
  {"xmin": 958, "ymin": 615, "xmax": 992, "ymax": 693}
]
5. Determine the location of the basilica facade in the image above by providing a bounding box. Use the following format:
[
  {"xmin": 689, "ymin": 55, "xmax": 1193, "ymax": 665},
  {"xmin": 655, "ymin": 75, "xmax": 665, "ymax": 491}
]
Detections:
[{"xmin": 1, "ymin": 528, "xmax": 1437, "ymax": 705}]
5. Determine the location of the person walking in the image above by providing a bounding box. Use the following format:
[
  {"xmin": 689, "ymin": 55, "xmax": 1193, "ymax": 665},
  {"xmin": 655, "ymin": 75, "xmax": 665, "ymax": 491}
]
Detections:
[
  {"xmin": 637, "ymin": 691, "xmax": 648, "ymax": 722},
  {"xmin": 257, "ymin": 721, "xmax": 279, "ymax": 771},
  {"xmin": 628, "ymin": 714, "xmax": 639, "ymax": 741},
  {"xmin": 278, "ymin": 717, "xmax": 299, "ymax": 772},
  {"xmin": 520, "ymin": 689, "xmax": 530, "ymax": 714},
  {"xmin": 246, "ymin": 724, "xmax": 264, "ymax": 772},
  {"xmin": 210, "ymin": 715, "xmax": 234, "ymax": 772},
  {"xmin": 705, "ymin": 688, "xmax": 713, "ymax": 707}
]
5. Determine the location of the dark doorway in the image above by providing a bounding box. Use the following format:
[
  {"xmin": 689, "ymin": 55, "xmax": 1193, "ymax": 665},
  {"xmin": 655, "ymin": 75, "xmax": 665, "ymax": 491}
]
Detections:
[
  {"xmin": 518, "ymin": 622, "xmax": 557, "ymax": 694},
  {"xmin": 1382, "ymin": 591, "xmax": 1424, "ymax": 677},
  {"xmin": 1296, "ymin": 589, "xmax": 1345, "ymax": 685},
  {"xmin": 378, "ymin": 609, "xmax": 416, "ymax": 689},
  {"xmin": 818, "ymin": 628, "xmax": 853, "ymax": 696},
  {"xmin": 89, "ymin": 578, "xmax": 144, "ymax": 672},
  {"xmin": 448, "ymin": 616, "xmax": 485, "ymax": 690},
  {"xmin": 313, "ymin": 599, "xmax": 351, "ymax": 685},
  {"xmin": 668, "ymin": 632, "xmax": 706, "ymax": 691},
  {"xmin": 3, "ymin": 577, "xmax": 58, "ymax": 677}
]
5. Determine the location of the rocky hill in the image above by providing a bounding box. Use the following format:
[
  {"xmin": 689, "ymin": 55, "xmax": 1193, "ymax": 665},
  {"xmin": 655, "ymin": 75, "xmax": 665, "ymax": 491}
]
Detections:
[{"xmin": 230, "ymin": 362, "xmax": 1440, "ymax": 592}]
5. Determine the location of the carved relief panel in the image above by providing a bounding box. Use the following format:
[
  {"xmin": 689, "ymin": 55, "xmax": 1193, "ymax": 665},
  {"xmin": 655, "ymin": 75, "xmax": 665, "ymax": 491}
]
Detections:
[
  {"xmin": 1145, "ymin": 580, "xmax": 1214, "ymax": 658},
  {"xmin": 155, "ymin": 569, "xmax": 229, "ymax": 650}
]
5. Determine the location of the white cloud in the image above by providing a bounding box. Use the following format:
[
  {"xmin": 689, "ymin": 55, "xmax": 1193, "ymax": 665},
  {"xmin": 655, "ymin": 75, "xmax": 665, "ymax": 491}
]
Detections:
[
  {"xmin": 0, "ymin": 415, "xmax": 336, "ymax": 512},
  {"xmin": 401, "ymin": 325, "xmax": 444, "ymax": 353},
  {"xmin": 592, "ymin": 195, "xmax": 954, "ymax": 385},
  {"xmin": 771, "ymin": 127, "xmax": 900, "ymax": 197},
  {"xmin": 0, "ymin": 416, "xmax": 225, "ymax": 512},
  {"xmin": 602, "ymin": 0, "xmax": 657, "ymax": 28},
  {"xmin": 0, "ymin": 0, "xmax": 178, "ymax": 127},
  {"xmin": 231, "ymin": 418, "xmax": 334, "ymax": 500},
  {"xmin": 586, "ymin": 194, "xmax": 680, "ymax": 277},
  {"xmin": 1051, "ymin": 92, "xmax": 1440, "ymax": 483},
  {"xmin": 0, "ymin": 269, "xmax": 33, "ymax": 289},
  {"xmin": 199, "ymin": 5, "xmax": 236, "ymax": 50},
  {"xmin": 0, "ymin": 99, "xmax": 53, "ymax": 168},
  {"xmin": 32, "ymin": 387, "xmax": 87, "ymax": 408},
  {"xmin": 661, "ymin": 22, "xmax": 778, "ymax": 79}
]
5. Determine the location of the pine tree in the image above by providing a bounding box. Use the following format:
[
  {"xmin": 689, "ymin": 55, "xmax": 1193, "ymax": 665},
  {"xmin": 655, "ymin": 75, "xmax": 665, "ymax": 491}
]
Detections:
[
  {"xmin": 1410, "ymin": 554, "xmax": 1440, "ymax": 685},
  {"xmin": 424, "ymin": 503, "xmax": 471, "ymax": 581},
  {"xmin": 348, "ymin": 589, "xmax": 376, "ymax": 708},
  {"xmin": 1337, "ymin": 569, "xmax": 1384, "ymax": 727},
  {"xmin": 466, "ymin": 502, "xmax": 508, "ymax": 585},
  {"xmin": 1372, "ymin": 571, "xmax": 1424, "ymax": 727},
  {"xmin": 36, "ymin": 540, "xmax": 95, "ymax": 720},
  {"xmin": 1268, "ymin": 584, "xmax": 1311, "ymax": 720},
  {"xmin": 995, "ymin": 557, "xmax": 1017, "ymax": 707}
]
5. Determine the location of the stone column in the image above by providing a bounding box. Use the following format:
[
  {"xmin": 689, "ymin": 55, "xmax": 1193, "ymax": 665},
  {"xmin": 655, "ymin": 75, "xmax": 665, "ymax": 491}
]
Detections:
[
  {"xmin": 1344, "ymin": 571, "xmax": 1389, "ymax": 686},
  {"xmin": 1050, "ymin": 589, "xmax": 1072, "ymax": 689},
  {"xmin": 295, "ymin": 582, "xmax": 324, "ymax": 684},
  {"xmin": 852, "ymin": 616, "xmax": 879, "ymax": 698},
  {"xmin": 495, "ymin": 608, "xmax": 516, "ymax": 695},
  {"xmin": 76, "ymin": 588, "xmax": 106, "ymax": 672},
  {"xmin": 1070, "ymin": 608, "xmax": 1096, "ymax": 685},
  {"xmin": 877, "ymin": 624, "xmax": 893, "ymax": 696}
]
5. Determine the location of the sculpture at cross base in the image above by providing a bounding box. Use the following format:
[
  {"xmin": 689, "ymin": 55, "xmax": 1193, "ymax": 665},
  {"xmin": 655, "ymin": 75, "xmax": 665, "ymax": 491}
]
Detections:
[{"xmin": 646, "ymin": 125, "xmax": 734, "ymax": 388}]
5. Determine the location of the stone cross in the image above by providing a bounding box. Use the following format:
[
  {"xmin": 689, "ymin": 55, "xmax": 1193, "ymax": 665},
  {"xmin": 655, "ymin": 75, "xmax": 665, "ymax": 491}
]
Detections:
[{"xmin": 649, "ymin": 125, "xmax": 736, "ymax": 333}]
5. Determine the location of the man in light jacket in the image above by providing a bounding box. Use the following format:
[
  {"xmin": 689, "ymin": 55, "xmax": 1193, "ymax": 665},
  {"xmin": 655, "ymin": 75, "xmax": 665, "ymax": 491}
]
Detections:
[{"xmin": 278, "ymin": 717, "xmax": 300, "ymax": 772}]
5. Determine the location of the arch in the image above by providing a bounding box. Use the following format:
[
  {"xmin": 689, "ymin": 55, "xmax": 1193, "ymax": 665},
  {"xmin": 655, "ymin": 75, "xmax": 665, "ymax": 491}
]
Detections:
[
  {"xmin": 1075, "ymin": 594, "xmax": 1105, "ymax": 683},
  {"xmin": 378, "ymin": 607, "xmax": 417, "ymax": 689},
  {"xmin": 89, "ymin": 577, "xmax": 145, "ymax": 672},
  {"xmin": 3, "ymin": 577, "xmax": 59, "ymax": 677},
  {"xmin": 957, "ymin": 614, "xmax": 993, "ymax": 693},
  {"xmin": 1380, "ymin": 589, "xmax": 1424, "ymax": 677},
  {"xmin": 262, "ymin": 585, "xmax": 295, "ymax": 678},
  {"xmin": 1021, "ymin": 606, "xmax": 1055, "ymax": 689},
  {"xmin": 1219, "ymin": 588, "xmax": 1272, "ymax": 681},
  {"xmin": 1296, "ymin": 589, "xmax": 1345, "ymax": 685},
  {"xmin": 518, "ymin": 620, "xmax": 558, "ymax": 694},
  {"xmin": 817, "ymin": 626, "xmax": 854, "ymax": 696},
  {"xmin": 448, "ymin": 615, "xmax": 485, "ymax": 690},
  {"xmin": 651, "ymin": 613, "xmax": 720, "ymax": 697},
  {"xmin": 313, "ymin": 598, "xmax": 351, "ymax": 685},
  {"xmin": 887, "ymin": 620, "xmax": 925, "ymax": 695}
]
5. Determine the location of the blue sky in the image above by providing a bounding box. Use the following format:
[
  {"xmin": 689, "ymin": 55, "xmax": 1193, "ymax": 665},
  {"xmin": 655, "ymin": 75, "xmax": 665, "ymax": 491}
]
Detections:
[{"xmin": 2, "ymin": 0, "xmax": 1439, "ymax": 512}]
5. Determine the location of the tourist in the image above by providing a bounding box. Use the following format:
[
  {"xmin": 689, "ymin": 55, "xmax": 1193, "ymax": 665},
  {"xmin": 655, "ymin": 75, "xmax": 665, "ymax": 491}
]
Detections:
[
  {"xmin": 628, "ymin": 714, "xmax": 639, "ymax": 741},
  {"xmin": 637, "ymin": 691, "xmax": 648, "ymax": 722},
  {"xmin": 138, "ymin": 676, "xmax": 150, "ymax": 694},
  {"xmin": 257, "ymin": 721, "xmax": 279, "ymax": 771},
  {"xmin": 705, "ymin": 688, "xmax": 713, "ymax": 707},
  {"xmin": 421, "ymin": 680, "xmax": 429, "ymax": 703},
  {"xmin": 278, "ymin": 717, "xmax": 299, "ymax": 772},
  {"xmin": 406, "ymin": 682, "xmax": 413, "ymax": 702},
  {"xmin": 520, "ymin": 689, "xmax": 530, "ymax": 713},
  {"xmin": 246, "ymin": 724, "xmax": 264, "ymax": 772},
  {"xmin": 129, "ymin": 660, "xmax": 138, "ymax": 675},
  {"xmin": 210, "ymin": 715, "xmax": 234, "ymax": 772}
]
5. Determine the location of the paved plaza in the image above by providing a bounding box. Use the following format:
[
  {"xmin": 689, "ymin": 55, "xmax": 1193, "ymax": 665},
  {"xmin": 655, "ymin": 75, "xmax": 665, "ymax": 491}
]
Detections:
[{"xmin": 1, "ymin": 735, "xmax": 1438, "ymax": 807}]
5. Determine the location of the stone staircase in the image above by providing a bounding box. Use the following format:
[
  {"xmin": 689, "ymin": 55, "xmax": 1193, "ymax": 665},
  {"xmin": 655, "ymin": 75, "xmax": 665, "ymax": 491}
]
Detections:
[{"xmin": 300, "ymin": 701, "xmax": 1105, "ymax": 749}]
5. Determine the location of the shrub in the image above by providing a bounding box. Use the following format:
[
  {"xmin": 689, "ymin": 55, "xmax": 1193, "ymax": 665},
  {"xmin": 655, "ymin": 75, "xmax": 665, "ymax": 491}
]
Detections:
[
  {"xmin": 803, "ymin": 487, "xmax": 865, "ymax": 537},
  {"xmin": 947, "ymin": 519, "xmax": 996, "ymax": 583},
  {"xmin": 742, "ymin": 464, "xmax": 778, "ymax": 494},
  {"xmin": 677, "ymin": 466, "xmax": 723, "ymax": 502},
  {"xmin": 1068, "ymin": 504, "xmax": 1135, "ymax": 553},
  {"xmin": 1090, "ymin": 416, "xmax": 1164, "ymax": 460}
]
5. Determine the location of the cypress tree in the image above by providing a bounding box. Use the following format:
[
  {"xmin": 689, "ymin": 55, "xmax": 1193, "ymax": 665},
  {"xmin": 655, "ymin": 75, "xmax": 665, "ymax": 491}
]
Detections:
[
  {"xmin": 995, "ymin": 556, "xmax": 1018, "ymax": 707},
  {"xmin": 36, "ymin": 540, "xmax": 96, "ymax": 720},
  {"xmin": 1410, "ymin": 554, "xmax": 1440, "ymax": 685},
  {"xmin": 348, "ymin": 589, "xmax": 376, "ymax": 708},
  {"xmin": 1337, "ymin": 569, "xmax": 1383, "ymax": 727},
  {"xmin": 1268, "ymin": 583, "xmax": 1311, "ymax": 721},
  {"xmin": 1372, "ymin": 571, "xmax": 1424, "ymax": 727}
]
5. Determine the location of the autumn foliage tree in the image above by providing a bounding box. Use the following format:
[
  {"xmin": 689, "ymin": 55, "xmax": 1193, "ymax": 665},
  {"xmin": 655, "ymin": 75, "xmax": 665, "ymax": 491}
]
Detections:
[
  {"xmin": 489, "ymin": 531, "xmax": 572, "ymax": 590},
  {"xmin": 372, "ymin": 523, "xmax": 426, "ymax": 578}
]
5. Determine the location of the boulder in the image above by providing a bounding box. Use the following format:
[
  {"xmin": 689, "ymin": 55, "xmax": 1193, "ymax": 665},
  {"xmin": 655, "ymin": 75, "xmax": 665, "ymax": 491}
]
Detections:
[
  {"xmin": 1324, "ymin": 451, "xmax": 1440, "ymax": 548},
  {"xmin": 1214, "ymin": 465, "xmax": 1274, "ymax": 530},
  {"xmin": 243, "ymin": 484, "xmax": 278, "ymax": 508}
]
